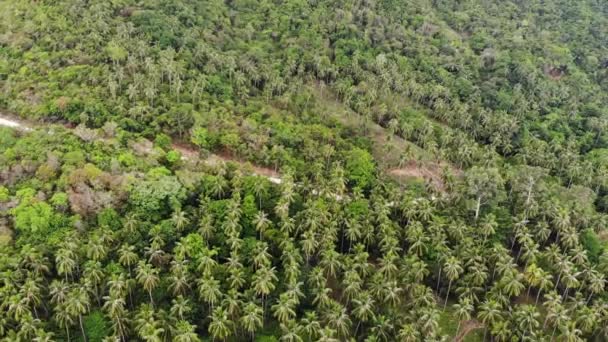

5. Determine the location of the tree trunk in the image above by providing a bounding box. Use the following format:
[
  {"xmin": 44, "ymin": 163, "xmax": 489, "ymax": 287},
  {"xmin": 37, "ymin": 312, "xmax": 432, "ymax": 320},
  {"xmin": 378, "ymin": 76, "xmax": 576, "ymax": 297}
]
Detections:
[
  {"xmin": 149, "ymin": 289, "xmax": 154, "ymax": 307},
  {"xmin": 535, "ymin": 289, "xmax": 542, "ymax": 306},
  {"xmin": 436, "ymin": 267, "xmax": 442, "ymax": 292},
  {"xmin": 474, "ymin": 196, "xmax": 482, "ymax": 220},
  {"xmin": 79, "ymin": 314, "xmax": 87, "ymax": 342},
  {"xmin": 443, "ymin": 280, "xmax": 452, "ymax": 310}
]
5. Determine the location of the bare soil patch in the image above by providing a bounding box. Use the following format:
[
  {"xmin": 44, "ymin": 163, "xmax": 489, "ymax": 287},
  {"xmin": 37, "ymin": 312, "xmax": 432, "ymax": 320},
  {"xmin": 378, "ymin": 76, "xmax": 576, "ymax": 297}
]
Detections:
[{"xmin": 388, "ymin": 160, "xmax": 459, "ymax": 192}]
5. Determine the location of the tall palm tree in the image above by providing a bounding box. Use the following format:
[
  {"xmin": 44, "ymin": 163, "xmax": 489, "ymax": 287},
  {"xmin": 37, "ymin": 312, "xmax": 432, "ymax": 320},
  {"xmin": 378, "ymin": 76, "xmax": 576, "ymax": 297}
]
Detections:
[
  {"xmin": 197, "ymin": 272, "xmax": 222, "ymax": 311},
  {"xmin": 478, "ymin": 299, "xmax": 502, "ymax": 341},
  {"xmin": 136, "ymin": 261, "xmax": 160, "ymax": 305},
  {"xmin": 453, "ymin": 297, "xmax": 473, "ymax": 334},
  {"xmin": 208, "ymin": 307, "xmax": 234, "ymax": 341},
  {"xmin": 118, "ymin": 245, "xmax": 138, "ymax": 276},
  {"xmin": 54, "ymin": 303, "xmax": 74, "ymax": 342},
  {"xmin": 253, "ymin": 211, "xmax": 271, "ymax": 241},
  {"xmin": 443, "ymin": 256, "xmax": 463, "ymax": 309},
  {"xmin": 240, "ymin": 302, "xmax": 263, "ymax": 340},
  {"xmin": 272, "ymin": 293, "xmax": 297, "ymax": 324},
  {"xmin": 67, "ymin": 286, "xmax": 90, "ymax": 342}
]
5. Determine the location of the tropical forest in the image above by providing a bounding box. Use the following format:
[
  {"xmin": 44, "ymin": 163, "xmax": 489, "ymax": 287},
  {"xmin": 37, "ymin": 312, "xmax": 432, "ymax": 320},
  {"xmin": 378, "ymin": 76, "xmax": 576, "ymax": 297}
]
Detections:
[{"xmin": 1, "ymin": 0, "xmax": 608, "ymax": 341}]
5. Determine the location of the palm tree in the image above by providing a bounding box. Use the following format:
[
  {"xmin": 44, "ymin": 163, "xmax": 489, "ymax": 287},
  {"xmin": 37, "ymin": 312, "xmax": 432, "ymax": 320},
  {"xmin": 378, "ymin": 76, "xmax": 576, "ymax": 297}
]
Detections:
[
  {"xmin": 54, "ymin": 303, "xmax": 74, "ymax": 342},
  {"xmin": 56, "ymin": 248, "xmax": 77, "ymax": 281},
  {"xmin": 300, "ymin": 311, "xmax": 321, "ymax": 341},
  {"xmin": 87, "ymin": 235, "xmax": 108, "ymax": 261},
  {"xmin": 118, "ymin": 245, "xmax": 138, "ymax": 275},
  {"xmin": 83, "ymin": 261, "xmax": 105, "ymax": 306},
  {"xmin": 252, "ymin": 266, "xmax": 278, "ymax": 309},
  {"xmin": 352, "ymin": 292, "xmax": 375, "ymax": 332},
  {"xmin": 513, "ymin": 305, "xmax": 540, "ymax": 337},
  {"xmin": 136, "ymin": 261, "xmax": 160, "ymax": 305},
  {"xmin": 169, "ymin": 260, "xmax": 191, "ymax": 296},
  {"xmin": 478, "ymin": 299, "xmax": 502, "ymax": 341},
  {"xmin": 173, "ymin": 321, "xmax": 201, "ymax": 342},
  {"xmin": 279, "ymin": 320, "xmax": 303, "ymax": 342},
  {"xmin": 453, "ymin": 297, "xmax": 473, "ymax": 334},
  {"xmin": 170, "ymin": 296, "xmax": 192, "ymax": 321},
  {"xmin": 443, "ymin": 256, "xmax": 463, "ymax": 309},
  {"xmin": 208, "ymin": 307, "xmax": 234, "ymax": 341},
  {"xmin": 67, "ymin": 286, "xmax": 90, "ymax": 342},
  {"xmin": 397, "ymin": 323, "xmax": 420, "ymax": 342},
  {"xmin": 240, "ymin": 302, "xmax": 263, "ymax": 340},
  {"xmin": 171, "ymin": 209, "xmax": 190, "ymax": 232},
  {"xmin": 32, "ymin": 329, "xmax": 55, "ymax": 342},
  {"xmin": 20, "ymin": 278, "xmax": 42, "ymax": 318},
  {"xmin": 197, "ymin": 272, "xmax": 222, "ymax": 311},
  {"xmin": 253, "ymin": 211, "xmax": 271, "ymax": 240},
  {"xmin": 272, "ymin": 293, "xmax": 297, "ymax": 324}
]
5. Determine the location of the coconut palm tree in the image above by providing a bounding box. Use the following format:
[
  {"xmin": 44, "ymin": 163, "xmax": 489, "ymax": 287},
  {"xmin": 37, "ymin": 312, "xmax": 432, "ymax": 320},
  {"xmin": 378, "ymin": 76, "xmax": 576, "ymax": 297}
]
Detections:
[
  {"xmin": 240, "ymin": 302, "xmax": 263, "ymax": 340},
  {"xmin": 279, "ymin": 320, "xmax": 303, "ymax": 342},
  {"xmin": 478, "ymin": 299, "xmax": 502, "ymax": 341},
  {"xmin": 453, "ymin": 297, "xmax": 473, "ymax": 334},
  {"xmin": 173, "ymin": 321, "xmax": 201, "ymax": 342},
  {"xmin": 272, "ymin": 293, "xmax": 297, "ymax": 324},
  {"xmin": 208, "ymin": 307, "xmax": 233, "ymax": 341},
  {"xmin": 443, "ymin": 256, "xmax": 463, "ymax": 309},
  {"xmin": 170, "ymin": 296, "xmax": 192, "ymax": 321},
  {"xmin": 171, "ymin": 209, "xmax": 190, "ymax": 232},
  {"xmin": 66, "ymin": 286, "xmax": 90, "ymax": 342},
  {"xmin": 136, "ymin": 261, "xmax": 160, "ymax": 306}
]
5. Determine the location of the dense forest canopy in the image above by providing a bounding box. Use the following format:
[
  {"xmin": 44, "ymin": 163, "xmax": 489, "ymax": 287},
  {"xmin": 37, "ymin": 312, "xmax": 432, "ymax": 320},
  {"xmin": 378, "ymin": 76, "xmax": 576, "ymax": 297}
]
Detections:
[{"xmin": 1, "ymin": 0, "xmax": 608, "ymax": 341}]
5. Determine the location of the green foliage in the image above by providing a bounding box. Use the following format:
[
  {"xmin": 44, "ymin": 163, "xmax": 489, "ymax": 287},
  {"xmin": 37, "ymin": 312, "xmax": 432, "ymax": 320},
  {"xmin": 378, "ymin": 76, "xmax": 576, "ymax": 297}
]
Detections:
[
  {"xmin": 129, "ymin": 175, "xmax": 185, "ymax": 217},
  {"xmin": 344, "ymin": 148, "xmax": 375, "ymax": 190},
  {"xmin": 83, "ymin": 310, "xmax": 110, "ymax": 342},
  {"xmin": 11, "ymin": 188, "xmax": 57, "ymax": 238},
  {"xmin": 581, "ymin": 229, "xmax": 603, "ymax": 263},
  {"xmin": 165, "ymin": 150, "xmax": 182, "ymax": 166},
  {"xmin": 0, "ymin": 186, "xmax": 9, "ymax": 202}
]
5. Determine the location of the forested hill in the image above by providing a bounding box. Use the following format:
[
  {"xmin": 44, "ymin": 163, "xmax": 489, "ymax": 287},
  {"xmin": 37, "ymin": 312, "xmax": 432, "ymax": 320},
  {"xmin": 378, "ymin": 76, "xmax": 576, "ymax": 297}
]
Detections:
[{"xmin": 1, "ymin": 0, "xmax": 608, "ymax": 341}]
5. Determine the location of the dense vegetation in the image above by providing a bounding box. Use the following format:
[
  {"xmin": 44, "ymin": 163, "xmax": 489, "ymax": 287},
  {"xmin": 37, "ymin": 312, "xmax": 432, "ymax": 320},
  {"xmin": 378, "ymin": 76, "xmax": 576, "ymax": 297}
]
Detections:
[{"xmin": 1, "ymin": 0, "xmax": 608, "ymax": 341}]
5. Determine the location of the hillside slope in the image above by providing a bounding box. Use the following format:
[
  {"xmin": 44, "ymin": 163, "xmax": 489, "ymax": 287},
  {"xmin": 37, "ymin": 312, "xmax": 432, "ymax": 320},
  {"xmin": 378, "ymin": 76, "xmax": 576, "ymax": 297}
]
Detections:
[{"xmin": 1, "ymin": 0, "xmax": 608, "ymax": 341}]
